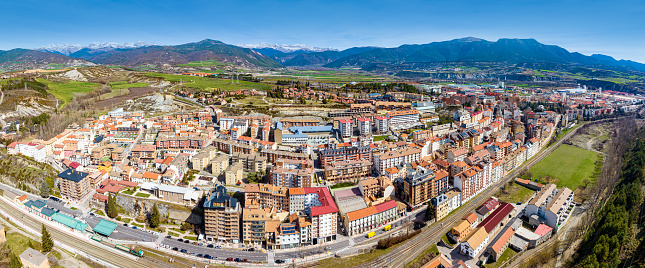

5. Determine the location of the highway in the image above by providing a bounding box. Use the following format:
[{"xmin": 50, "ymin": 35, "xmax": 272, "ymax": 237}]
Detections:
[
  {"xmin": 0, "ymin": 198, "xmax": 156, "ymax": 268},
  {"xmin": 361, "ymin": 118, "xmax": 577, "ymax": 268}
]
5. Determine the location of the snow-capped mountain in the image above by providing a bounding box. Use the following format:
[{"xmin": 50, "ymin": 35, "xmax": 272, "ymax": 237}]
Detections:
[
  {"xmin": 238, "ymin": 42, "xmax": 336, "ymax": 53},
  {"xmin": 36, "ymin": 41, "xmax": 153, "ymax": 55}
]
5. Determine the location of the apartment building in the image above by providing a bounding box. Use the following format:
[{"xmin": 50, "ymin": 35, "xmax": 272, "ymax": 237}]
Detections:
[
  {"xmin": 244, "ymin": 183, "xmax": 290, "ymax": 212},
  {"xmin": 58, "ymin": 168, "xmax": 91, "ymax": 201},
  {"xmin": 269, "ymin": 159, "xmax": 314, "ymax": 188},
  {"xmin": 224, "ymin": 162, "xmax": 243, "ymax": 186},
  {"xmin": 210, "ymin": 154, "xmax": 230, "ymax": 175},
  {"xmin": 155, "ymin": 135, "xmax": 209, "ymax": 150},
  {"xmin": 231, "ymin": 152, "xmax": 267, "ymax": 173},
  {"xmin": 242, "ymin": 206, "xmax": 269, "ymax": 245},
  {"xmin": 131, "ymin": 144, "xmax": 156, "ymax": 162},
  {"xmin": 260, "ymin": 149, "xmax": 308, "ymax": 164},
  {"xmin": 397, "ymin": 166, "xmax": 449, "ymax": 208},
  {"xmin": 323, "ymin": 160, "xmax": 372, "ymax": 183},
  {"xmin": 8, "ymin": 142, "xmax": 46, "ymax": 162},
  {"xmin": 307, "ymin": 187, "xmax": 339, "ymax": 243},
  {"xmin": 431, "ymin": 188, "xmax": 462, "ymax": 221},
  {"xmin": 357, "ymin": 117, "xmax": 371, "ymax": 136},
  {"xmin": 319, "ymin": 146, "xmax": 372, "ymax": 166},
  {"xmin": 373, "ymin": 147, "xmax": 421, "ymax": 175},
  {"xmin": 385, "ymin": 110, "xmax": 420, "ymax": 126},
  {"xmin": 338, "ymin": 119, "xmax": 353, "ymax": 138},
  {"xmin": 358, "ymin": 178, "xmax": 380, "ymax": 199},
  {"xmin": 344, "ymin": 200, "xmax": 398, "ymax": 236},
  {"xmin": 524, "ymin": 184, "xmax": 574, "ymax": 232},
  {"xmin": 374, "ymin": 116, "xmax": 390, "ymax": 134},
  {"xmin": 203, "ymin": 185, "xmax": 240, "ymax": 243},
  {"xmin": 212, "ymin": 138, "xmax": 254, "ymax": 155}
]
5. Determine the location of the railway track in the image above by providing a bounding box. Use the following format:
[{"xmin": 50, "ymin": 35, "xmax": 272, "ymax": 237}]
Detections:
[
  {"xmin": 359, "ymin": 117, "xmax": 583, "ymax": 268},
  {"xmin": 0, "ymin": 200, "xmax": 155, "ymax": 268}
]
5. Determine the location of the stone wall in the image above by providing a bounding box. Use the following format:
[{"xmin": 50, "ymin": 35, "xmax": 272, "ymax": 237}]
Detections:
[{"xmin": 114, "ymin": 194, "xmax": 203, "ymax": 224}]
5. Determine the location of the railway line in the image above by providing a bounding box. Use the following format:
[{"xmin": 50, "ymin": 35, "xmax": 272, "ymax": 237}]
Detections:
[
  {"xmin": 0, "ymin": 199, "xmax": 156, "ymax": 268},
  {"xmin": 359, "ymin": 117, "xmax": 582, "ymax": 268}
]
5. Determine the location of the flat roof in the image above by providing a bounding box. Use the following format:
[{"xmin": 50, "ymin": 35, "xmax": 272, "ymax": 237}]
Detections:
[
  {"xmin": 51, "ymin": 213, "xmax": 88, "ymax": 231},
  {"xmin": 93, "ymin": 219, "xmax": 118, "ymax": 236}
]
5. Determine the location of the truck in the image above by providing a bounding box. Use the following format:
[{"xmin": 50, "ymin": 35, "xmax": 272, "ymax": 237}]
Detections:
[
  {"xmin": 115, "ymin": 244, "xmax": 144, "ymax": 257},
  {"xmin": 367, "ymin": 231, "xmax": 376, "ymax": 238},
  {"xmin": 384, "ymin": 224, "xmax": 392, "ymax": 231}
]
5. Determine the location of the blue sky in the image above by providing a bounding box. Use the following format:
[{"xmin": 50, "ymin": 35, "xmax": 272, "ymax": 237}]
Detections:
[{"xmin": 1, "ymin": 0, "xmax": 644, "ymax": 62}]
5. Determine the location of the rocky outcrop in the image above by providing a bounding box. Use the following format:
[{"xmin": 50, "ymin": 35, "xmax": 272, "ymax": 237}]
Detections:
[{"xmin": 115, "ymin": 194, "xmax": 202, "ymax": 224}]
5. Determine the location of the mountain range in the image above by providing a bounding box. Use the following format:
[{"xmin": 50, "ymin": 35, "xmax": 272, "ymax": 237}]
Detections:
[{"xmin": 1, "ymin": 37, "xmax": 644, "ymax": 74}]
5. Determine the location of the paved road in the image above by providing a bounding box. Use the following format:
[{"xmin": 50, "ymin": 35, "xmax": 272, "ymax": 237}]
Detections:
[
  {"xmin": 85, "ymin": 215, "xmax": 158, "ymax": 242},
  {"xmin": 160, "ymin": 237, "xmax": 268, "ymax": 262},
  {"xmin": 363, "ymin": 116, "xmax": 570, "ymax": 268},
  {"xmin": 0, "ymin": 181, "xmax": 81, "ymax": 218},
  {"xmin": 0, "ymin": 198, "xmax": 155, "ymax": 268}
]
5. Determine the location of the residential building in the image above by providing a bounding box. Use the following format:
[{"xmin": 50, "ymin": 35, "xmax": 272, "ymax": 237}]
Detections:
[
  {"xmin": 460, "ymin": 226, "xmax": 489, "ymax": 258},
  {"xmin": 232, "ymin": 152, "xmax": 267, "ymax": 173},
  {"xmin": 324, "ymin": 160, "xmax": 372, "ymax": 183},
  {"xmin": 374, "ymin": 116, "xmax": 389, "ymax": 134},
  {"xmin": 58, "ymin": 168, "xmax": 91, "ymax": 201},
  {"xmin": 524, "ymin": 184, "xmax": 574, "ymax": 232},
  {"xmin": 203, "ymin": 185, "xmax": 240, "ymax": 243},
  {"xmin": 373, "ymin": 147, "xmax": 421, "ymax": 175},
  {"xmin": 225, "ymin": 162, "xmax": 243, "ymax": 186},
  {"xmin": 269, "ymin": 159, "xmax": 314, "ymax": 188},
  {"xmin": 357, "ymin": 117, "xmax": 371, "ymax": 136},
  {"xmin": 320, "ymin": 146, "xmax": 372, "ymax": 166},
  {"xmin": 19, "ymin": 247, "xmax": 49, "ymax": 268},
  {"xmin": 338, "ymin": 119, "xmax": 353, "ymax": 138},
  {"xmin": 211, "ymin": 154, "xmax": 230, "ymax": 175},
  {"xmin": 245, "ymin": 183, "xmax": 290, "ymax": 212},
  {"xmin": 358, "ymin": 178, "xmax": 380, "ymax": 199},
  {"xmin": 397, "ymin": 166, "xmax": 449, "ymax": 208},
  {"xmin": 344, "ymin": 200, "xmax": 398, "ymax": 236},
  {"xmin": 242, "ymin": 206, "xmax": 269, "ymax": 245}
]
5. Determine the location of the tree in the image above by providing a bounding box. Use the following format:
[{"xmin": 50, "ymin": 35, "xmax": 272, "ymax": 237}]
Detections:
[
  {"xmin": 425, "ymin": 203, "xmax": 435, "ymax": 221},
  {"xmin": 40, "ymin": 179, "xmax": 50, "ymax": 198},
  {"xmin": 107, "ymin": 193, "xmax": 119, "ymax": 219},
  {"xmin": 150, "ymin": 204, "xmax": 160, "ymax": 228},
  {"xmin": 181, "ymin": 222, "xmax": 192, "ymax": 231},
  {"xmin": 41, "ymin": 224, "xmax": 53, "ymax": 252},
  {"xmin": 9, "ymin": 253, "xmax": 21, "ymax": 268}
]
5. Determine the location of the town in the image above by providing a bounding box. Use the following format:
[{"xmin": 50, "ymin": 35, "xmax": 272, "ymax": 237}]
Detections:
[{"xmin": 0, "ymin": 77, "xmax": 639, "ymax": 268}]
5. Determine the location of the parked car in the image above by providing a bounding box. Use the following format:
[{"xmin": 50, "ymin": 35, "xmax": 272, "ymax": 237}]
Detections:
[
  {"xmin": 243, "ymin": 259, "xmax": 248, "ymax": 262},
  {"xmin": 192, "ymin": 242, "xmax": 198, "ymax": 245},
  {"xmin": 183, "ymin": 240, "xmax": 189, "ymax": 243},
  {"xmin": 190, "ymin": 252, "xmax": 195, "ymax": 256},
  {"xmin": 180, "ymin": 249, "xmax": 187, "ymax": 253},
  {"xmin": 172, "ymin": 247, "xmax": 178, "ymax": 251},
  {"xmin": 207, "ymin": 244, "xmax": 214, "ymax": 248},
  {"xmin": 227, "ymin": 258, "xmax": 233, "ymax": 261},
  {"xmin": 234, "ymin": 258, "xmax": 241, "ymax": 262},
  {"xmin": 123, "ymin": 223, "xmax": 128, "ymax": 227},
  {"xmin": 198, "ymin": 243, "xmax": 203, "ymax": 246},
  {"xmin": 178, "ymin": 238, "xmax": 184, "ymax": 242},
  {"xmin": 166, "ymin": 235, "xmax": 172, "ymax": 239},
  {"xmin": 196, "ymin": 253, "xmax": 203, "ymax": 258},
  {"xmin": 89, "ymin": 213, "xmax": 95, "ymax": 216},
  {"xmin": 132, "ymin": 226, "xmax": 137, "ymax": 230},
  {"xmin": 204, "ymin": 254, "xmax": 212, "ymax": 259},
  {"xmin": 215, "ymin": 245, "xmax": 221, "ymax": 249},
  {"xmin": 275, "ymin": 260, "xmax": 285, "ymax": 264},
  {"xmin": 248, "ymin": 248, "xmax": 255, "ymax": 252}
]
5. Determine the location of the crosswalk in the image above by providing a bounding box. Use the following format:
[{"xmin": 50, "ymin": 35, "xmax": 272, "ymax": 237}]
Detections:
[
  {"xmin": 267, "ymin": 251, "xmax": 275, "ymax": 264},
  {"xmin": 348, "ymin": 237, "xmax": 355, "ymax": 247}
]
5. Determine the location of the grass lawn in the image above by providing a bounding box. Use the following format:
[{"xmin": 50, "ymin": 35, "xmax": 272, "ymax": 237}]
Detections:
[
  {"xmin": 121, "ymin": 189, "xmax": 135, "ymax": 195},
  {"xmin": 495, "ymin": 182, "xmax": 536, "ymax": 204},
  {"xmin": 529, "ymin": 144, "xmax": 599, "ymax": 190},
  {"xmin": 131, "ymin": 222, "xmax": 144, "ymax": 228},
  {"xmin": 171, "ymin": 228, "xmax": 186, "ymax": 234},
  {"xmin": 122, "ymin": 218, "xmax": 131, "ymax": 224},
  {"xmin": 405, "ymin": 244, "xmax": 440, "ymax": 268},
  {"xmin": 313, "ymin": 247, "xmax": 395, "ymax": 268},
  {"xmin": 36, "ymin": 78, "xmax": 100, "ymax": 108},
  {"xmin": 168, "ymin": 231, "xmax": 182, "ymax": 237},
  {"xmin": 441, "ymin": 233, "xmax": 456, "ymax": 246},
  {"xmin": 484, "ymin": 248, "xmax": 518, "ymax": 268},
  {"xmin": 94, "ymin": 210, "xmax": 105, "ymax": 216},
  {"xmin": 373, "ymin": 135, "xmax": 389, "ymax": 141},
  {"xmin": 135, "ymin": 193, "xmax": 151, "ymax": 198},
  {"xmin": 6, "ymin": 232, "xmax": 43, "ymax": 254},
  {"xmin": 109, "ymin": 81, "xmax": 149, "ymax": 89},
  {"xmin": 145, "ymin": 73, "xmax": 271, "ymax": 91},
  {"xmin": 184, "ymin": 235, "xmax": 198, "ymax": 241},
  {"xmin": 70, "ymin": 207, "xmax": 77, "ymax": 210}
]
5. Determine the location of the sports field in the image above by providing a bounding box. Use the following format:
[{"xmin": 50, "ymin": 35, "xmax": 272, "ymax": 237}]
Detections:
[{"xmin": 529, "ymin": 144, "xmax": 599, "ymax": 190}]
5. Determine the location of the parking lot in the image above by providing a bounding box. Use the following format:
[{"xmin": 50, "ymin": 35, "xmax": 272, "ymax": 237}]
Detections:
[
  {"xmin": 85, "ymin": 215, "xmax": 158, "ymax": 242},
  {"xmin": 160, "ymin": 237, "xmax": 268, "ymax": 263}
]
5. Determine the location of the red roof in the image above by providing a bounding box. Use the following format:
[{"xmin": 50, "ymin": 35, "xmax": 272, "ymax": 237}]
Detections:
[
  {"xmin": 305, "ymin": 187, "xmax": 339, "ymax": 216},
  {"xmin": 339, "ymin": 119, "xmax": 352, "ymax": 124},
  {"xmin": 93, "ymin": 193, "xmax": 108, "ymax": 202},
  {"xmin": 534, "ymin": 224, "xmax": 553, "ymax": 237},
  {"xmin": 374, "ymin": 200, "xmax": 397, "ymax": 212},
  {"xmin": 69, "ymin": 162, "xmax": 81, "ymax": 169},
  {"xmin": 477, "ymin": 202, "xmax": 514, "ymax": 233}
]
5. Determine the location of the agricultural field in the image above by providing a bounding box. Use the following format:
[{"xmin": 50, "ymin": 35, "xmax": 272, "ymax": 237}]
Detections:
[
  {"xmin": 144, "ymin": 73, "xmax": 271, "ymax": 91},
  {"xmin": 175, "ymin": 60, "xmax": 232, "ymax": 67},
  {"xmin": 262, "ymin": 69, "xmax": 395, "ymax": 83},
  {"xmin": 529, "ymin": 144, "xmax": 599, "ymax": 190},
  {"xmin": 35, "ymin": 78, "xmax": 100, "ymax": 108},
  {"xmin": 495, "ymin": 181, "xmax": 536, "ymax": 204}
]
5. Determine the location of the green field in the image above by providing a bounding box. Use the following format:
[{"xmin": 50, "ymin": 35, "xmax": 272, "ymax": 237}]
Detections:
[
  {"xmin": 36, "ymin": 78, "xmax": 100, "ymax": 108},
  {"xmin": 109, "ymin": 81, "xmax": 149, "ymax": 89},
  {"xmin": 484, "ymin": 248, "xmax": 518, "ymax": 268},
  {"xmin": 269, "ymin": 69, "xmax": 392, "ymax": 82},
  {"xmin": 145, "ymin": 73, "xmax": 271, "ymax": 91},
  {"xmin": 135, "ymin": 192, "xmax": 150, "ymax": 198},
  {"xmin": 176, "ymin": 60, "xmax": 230, "ymax": 67},
  {"xmin": 529, "ymin": 144, "xmax": 599, "ymax": 190},
  {"xmin": 373, "ymin": 135, "xmax": 389, "ymax": 141},
  {"xmin": 495, "ymin": 182, "xmax": 536, "ymax": 204}
]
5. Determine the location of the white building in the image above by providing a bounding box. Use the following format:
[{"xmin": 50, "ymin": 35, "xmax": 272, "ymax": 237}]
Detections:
[
  {"xmin": 373, "ymin": 147, "xmax": 422, "ymax": 174},
  {"xmin": 524, "ymin": 184, "xmax": 574, "ymax": 233},
  {"xmin": 375, "ymin": 116, "xmax": 389, "ymax": 134},
  {"xmin": 8, "ymin": 142, "xmax": 46, "ymax": 162},
  {"xmin": 386, "ymin": 110, "xmax": 420, "ymax": 126},
  {"xmin": 460, "ymin": 226, "xmax": 489, "ymax": 258},
  {"xmin": 357, "ymin": 117, "xmax": 371, "ymax": 136},
  {"xmin": 339, "ymin": 119, "xmax": 353, "ymax": 138}
]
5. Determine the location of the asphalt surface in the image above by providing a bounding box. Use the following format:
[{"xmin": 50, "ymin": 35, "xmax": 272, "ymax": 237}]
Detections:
[
  {"xmin": 0, "ymin": 198, "xmax": 154, "ymax": 268},
  {"xmin": 85, "ymin": 215, "xmax": 159, "ymax": 242},
  {"xmin": 0, "ymin": 181, "xmax": 82, "ymax": 218}
]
